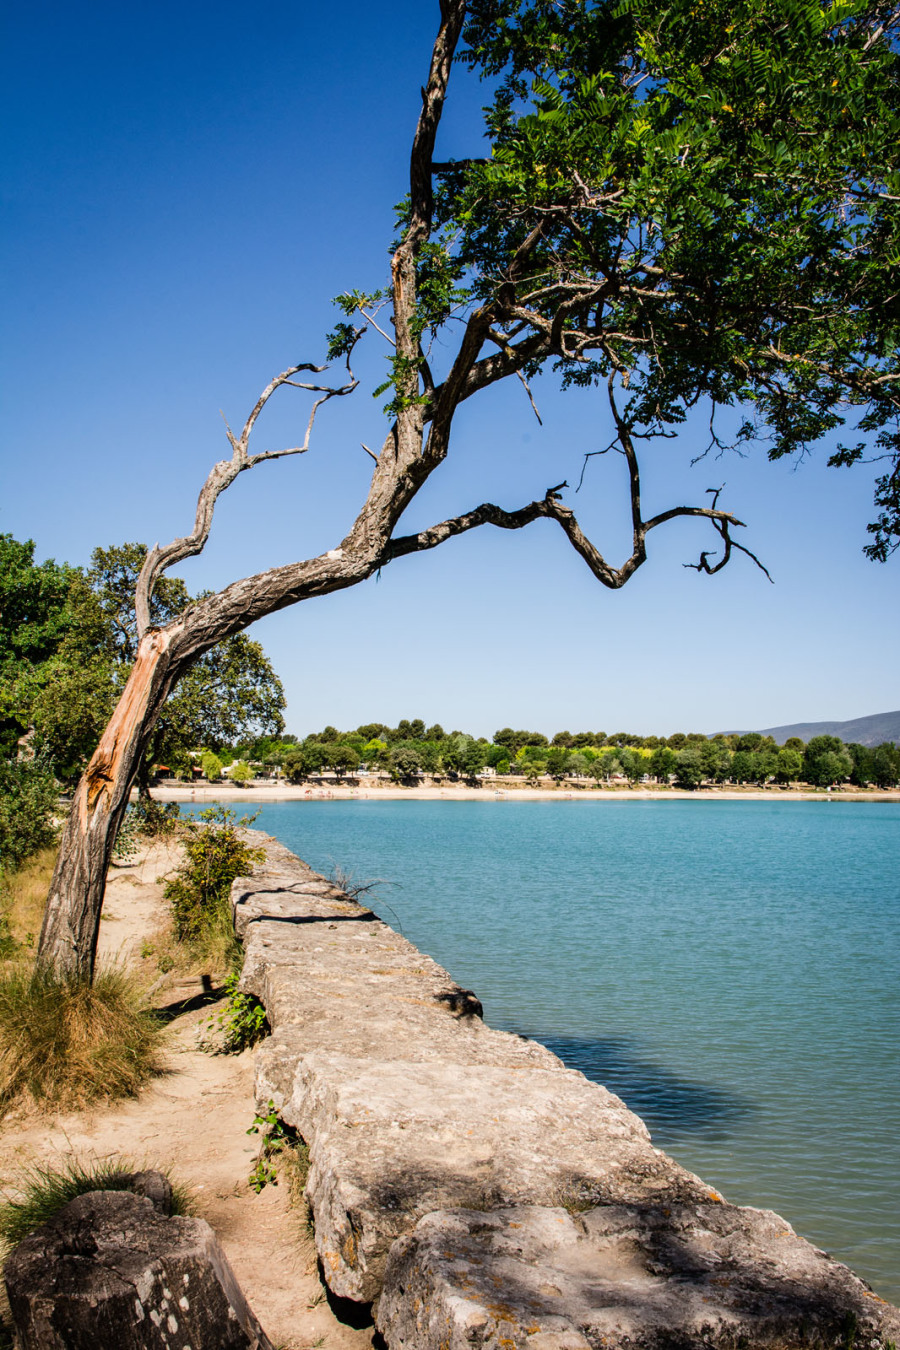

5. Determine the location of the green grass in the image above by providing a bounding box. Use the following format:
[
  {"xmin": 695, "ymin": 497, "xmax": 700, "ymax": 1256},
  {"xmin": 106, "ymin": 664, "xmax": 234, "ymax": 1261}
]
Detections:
[
  {"xmin": 0, "ymin": 963, "xmax": 165, "ymax": 1110},
  {"xmin": 0, "ymin": 1157, "xmax": 192, "ymax": 1250}
]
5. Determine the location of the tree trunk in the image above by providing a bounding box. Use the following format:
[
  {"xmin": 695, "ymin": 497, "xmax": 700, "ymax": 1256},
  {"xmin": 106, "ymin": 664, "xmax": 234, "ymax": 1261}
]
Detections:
[{"xmin": 38, "ymin": 628, "xmax": 182, "ymax": 980}]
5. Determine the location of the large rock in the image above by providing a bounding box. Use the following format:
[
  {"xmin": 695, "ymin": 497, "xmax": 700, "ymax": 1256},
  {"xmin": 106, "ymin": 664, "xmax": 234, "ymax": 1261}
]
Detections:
[
  {"xmin": 262, "ymin": 1050, "xmax": 705, "ymax": 1303},
  {"xmin": 4, "ymin": 1188, "xmax": 274, "ymax": 1350},
  {"xmin": 376, "ymin": 1203, "xmax": 900, "ymax": 1349}
]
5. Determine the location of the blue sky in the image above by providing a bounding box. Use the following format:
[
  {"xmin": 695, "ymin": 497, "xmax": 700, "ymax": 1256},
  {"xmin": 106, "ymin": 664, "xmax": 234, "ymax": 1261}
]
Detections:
[{"xmin": 3, "ymin": 0, "xmax": 897, "ymax": 738}]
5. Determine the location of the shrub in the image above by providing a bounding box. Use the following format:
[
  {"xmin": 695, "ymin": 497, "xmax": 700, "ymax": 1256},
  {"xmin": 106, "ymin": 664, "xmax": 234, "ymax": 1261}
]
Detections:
[
  {"xmin": 0, "ymin": 1157, "xmax": 191, "ymax": 1250},
  {"xmin": 111, "ymin": 805, "xmax": 140, "ymax": 864},
  {"xmin": 0, "ymin": 757, "xmax": 58, "ymax": 875},
  {"xmin": 0, "ymin": 964, "xmax": 164, "ymax": 1109},
  {"xmin": 130, "ymin": 796, "xmax": 180, "ymax": 837},
  {"xmin": 229, "ymin": 760, "xmax": 254, "ymax": 785},
  {"xmin": 200, "ymin": 750, "xmax": 222, "ymax": 782},
  {"xmin": 164, "ymin": 806, "xmax": 263, "ymax": 963}
]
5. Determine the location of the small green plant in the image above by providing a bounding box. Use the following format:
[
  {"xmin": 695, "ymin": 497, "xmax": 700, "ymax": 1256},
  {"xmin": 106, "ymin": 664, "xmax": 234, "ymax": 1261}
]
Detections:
[
  {"xmin": 229, "ymin": 760, "xmax": 254, "ymax": 786},
  {"xmin": 0, "ymin": 964, "xmax": 164, "ymax": 1109},
  {"xmin": 202, "ymin": 969, "xmax": 269, "ymax": 1053},
  {"xmin": 246, "ymin": 1100, "xmax": 301, "ymax": 1193},
  {"xmin": 111, "ymin": 806, "xmax": 140, "ymax": 864},
  {"xmin": 164, "ymin": 806, "xmax": 263, "ymax": 964},
  {"xmin": 0, "ymin": 1157, "xmax": 191, "ymax": 1250}
]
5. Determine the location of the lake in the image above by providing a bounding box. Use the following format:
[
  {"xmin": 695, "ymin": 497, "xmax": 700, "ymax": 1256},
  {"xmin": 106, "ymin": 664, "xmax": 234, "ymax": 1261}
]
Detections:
[{"xmin": 204, "ymin": 797, "xmax": 900, "ymax": 1301}]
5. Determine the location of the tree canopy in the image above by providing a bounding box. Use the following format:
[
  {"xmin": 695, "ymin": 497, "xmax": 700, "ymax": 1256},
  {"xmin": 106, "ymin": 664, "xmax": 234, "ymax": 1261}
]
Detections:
[{"xmin": 402, "ymin": 0, "xmax": 899, "ymax": 563}]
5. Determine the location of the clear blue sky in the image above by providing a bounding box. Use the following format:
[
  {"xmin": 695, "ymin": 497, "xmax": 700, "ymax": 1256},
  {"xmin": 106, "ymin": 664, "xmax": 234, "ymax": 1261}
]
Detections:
[{"xmin": 3, "ymin": 0, "xmax": 897, "ymax": 738}]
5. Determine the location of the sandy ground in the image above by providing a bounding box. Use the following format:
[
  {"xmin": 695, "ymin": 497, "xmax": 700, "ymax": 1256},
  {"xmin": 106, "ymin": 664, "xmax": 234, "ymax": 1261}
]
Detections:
[
  {"xmin": 152, "ymin": 781, "xmax": 900, "ymax": 805},
  {"xmin": 0, "ymin": 839, "xmax": 376, "ymax": 1350}
]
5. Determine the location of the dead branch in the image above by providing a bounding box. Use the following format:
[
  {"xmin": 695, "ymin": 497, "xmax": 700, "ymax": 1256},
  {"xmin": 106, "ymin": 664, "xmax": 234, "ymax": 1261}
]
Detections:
[{"xmin": 135, "ymin": 355, "xmax": 359, "ymax": 636}]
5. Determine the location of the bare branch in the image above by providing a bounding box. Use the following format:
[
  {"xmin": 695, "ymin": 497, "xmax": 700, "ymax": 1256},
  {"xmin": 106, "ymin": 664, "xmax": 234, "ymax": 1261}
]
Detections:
[
  {"xmin": 135, "ymin": 356, "xmax": 359, "ymax": 636},
  {"xmin": 516, "ymin": 369, "xmax": 543, "ymax": 424},
  {"xmin": 682, "ymin": 489, "xmax": 774, "ymax": 581},
  {"xmin": 383, "ymin": 469, "xmax": 766, "ymax": 591}
]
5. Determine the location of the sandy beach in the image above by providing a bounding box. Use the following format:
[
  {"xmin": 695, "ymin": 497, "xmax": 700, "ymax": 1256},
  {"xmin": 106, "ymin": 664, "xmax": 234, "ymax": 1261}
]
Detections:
[{"xmin": 149, "ymin": 781, "xmax": 900, "ymax": 805}]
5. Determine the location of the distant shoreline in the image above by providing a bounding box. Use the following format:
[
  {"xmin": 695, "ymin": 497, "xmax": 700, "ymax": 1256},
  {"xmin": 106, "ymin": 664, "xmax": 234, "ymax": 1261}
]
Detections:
[{"xmin": 148, "ymin": 782, "xmax": 900, "ymax": 805}]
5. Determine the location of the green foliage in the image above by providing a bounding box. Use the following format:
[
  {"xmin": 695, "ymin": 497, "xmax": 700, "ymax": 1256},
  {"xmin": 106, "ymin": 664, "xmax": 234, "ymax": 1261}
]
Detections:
[
  {"xmin": 164, "ymin": 806, "xmax": 264, "ymax": 955},
  {"xmin": 324, "ymin": 743, "xmax": 360, "ymax": 777},
  {"xmin": 776, "ymin": 747, "xmax": 804, "ymax": 784},
  {"xmin": 649, "ymin": 746, "xmax": 677, "ymax": 783},
  {"xmin": 0, "ymin": 965, "xmax": 163, "ymax": 1109},
  {"xmin": 0, "ymin": 757, "xmax": 58, "ymax": 874},
  {"xmin": 0, "ymin": 537, "xmax": 287, "ymax": 787},
  {"xmin": 803, "ymin": 735, "xmax": 854, "ymax": 786},
  {"xmin": 229, "ymin": 760, "xmax": 254, "ymax": 786},
  {"xmin": 247, "ymin": 1100, "xmax": 299, "ymax": 1193},
  {"xmin": 545, "ymin": 746, "xmax": 570, "ymax": 782},
  {"xmin": 426, "ymin": 0, "xmax": 900, "ymax": 555},
  {"xmin": 0, "ymin": 536, "xmax": 79, "ymax": 760},
  {"xmin": 200, "ymin": 750, "xmax": 223, "ymax": 782},
  {"xmin": 111, "ymin": 806, "xmax": 140, "ymax": 864},
  {"xmin": 389, "ymin": 746, "xmax": 423, "ymax": 782},
  {"xmin": 129, "ymin": 796, "xmax": 180, "ymax": 837},
  {"xmin": 674, "ymin": 745, "xmax": 706, "ymax": 788},
  {"xmin": 204, "ymin": 968, "xmax": 270, "ymax": 1053},
  {"xmin": 0, "ymin": 1157, "xmax": 192, "ymax": 1250}
]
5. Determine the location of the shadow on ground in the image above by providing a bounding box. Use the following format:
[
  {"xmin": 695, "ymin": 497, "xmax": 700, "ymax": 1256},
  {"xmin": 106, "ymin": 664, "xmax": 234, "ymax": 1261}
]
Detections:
[{"xmin": 514, "ymin": 1031, "xmax": 752, "ymax": 1143}]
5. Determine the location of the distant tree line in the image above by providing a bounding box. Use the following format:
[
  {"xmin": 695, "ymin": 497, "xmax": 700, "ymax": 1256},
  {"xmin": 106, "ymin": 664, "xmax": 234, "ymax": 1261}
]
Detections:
[{"xmin": 223, "ymin": 722, "xmax": 900, "ymax": 791}]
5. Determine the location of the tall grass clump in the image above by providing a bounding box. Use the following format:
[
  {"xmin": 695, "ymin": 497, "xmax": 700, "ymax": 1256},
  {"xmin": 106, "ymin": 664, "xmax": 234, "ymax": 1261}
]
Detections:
[
  {"xmin": 0, "ymin": 1157, "xmax": 192, "ymax": 1250},
  {"xmin": 164, "ymin": 806, "xmax": 263, "ymax": 968},
  {"xmin": 0, "ymin": 846, "xmax": 57, "ymax": 958},
  {"xmin": 0, "ymin": 964, "xmax": 163, "ymax": 1110}
]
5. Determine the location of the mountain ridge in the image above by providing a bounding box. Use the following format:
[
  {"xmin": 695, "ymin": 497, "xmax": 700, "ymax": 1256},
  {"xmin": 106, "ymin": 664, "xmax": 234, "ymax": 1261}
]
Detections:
[{"xmin": 724, "ymin": 710, "xmax": 900, "ymax": 746}]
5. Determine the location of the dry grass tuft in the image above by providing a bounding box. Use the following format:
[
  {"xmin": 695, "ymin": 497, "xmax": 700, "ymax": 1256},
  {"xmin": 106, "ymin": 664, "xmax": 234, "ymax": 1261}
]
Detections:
[
  {"xmin": 0, "ymin": 1155, "xmax": 193, "ymax": 1251},
  {"xmin": 0, "ymin": 847, "xmax": 57, "ymax": 954},
  {"xmin": 0, "ymin": 963, "xmax": 165, "ymax": 1111}
]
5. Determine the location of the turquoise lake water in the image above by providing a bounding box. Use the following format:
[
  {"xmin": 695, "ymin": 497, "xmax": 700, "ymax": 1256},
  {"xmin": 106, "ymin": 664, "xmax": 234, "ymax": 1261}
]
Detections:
[{"xmin": 207, "ymin": 797, "xmax": 900, "ymax": 1301}]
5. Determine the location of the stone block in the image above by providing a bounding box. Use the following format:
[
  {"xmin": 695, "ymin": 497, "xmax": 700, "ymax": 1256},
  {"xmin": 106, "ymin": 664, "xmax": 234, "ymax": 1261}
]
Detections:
[
  {"xmin": 376, "ymin": 1203, "xmax": 900, "ymax": 1349},
  {"xmin": 4, "ymin": 1188, "xmax": 275, "ymax": 1350}
]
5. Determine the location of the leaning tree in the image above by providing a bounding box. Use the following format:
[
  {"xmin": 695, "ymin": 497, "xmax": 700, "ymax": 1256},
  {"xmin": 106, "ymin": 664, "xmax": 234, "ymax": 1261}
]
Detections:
[{"xmin": 39, "ymin": 0, "xmax": 900, "ymax": 978}]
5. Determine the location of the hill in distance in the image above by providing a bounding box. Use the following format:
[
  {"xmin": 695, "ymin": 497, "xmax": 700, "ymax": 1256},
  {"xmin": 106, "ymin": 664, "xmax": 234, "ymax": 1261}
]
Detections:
[{"xmin": 727, "ymin": 710, "xmax": 900, "ymax": 746}]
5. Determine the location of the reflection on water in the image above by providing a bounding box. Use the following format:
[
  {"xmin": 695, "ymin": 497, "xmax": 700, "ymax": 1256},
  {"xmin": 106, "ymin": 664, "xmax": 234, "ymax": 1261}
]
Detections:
[{"xmin": 515, "ymin": 1031, "xmax": 752, "ymax": 1142}]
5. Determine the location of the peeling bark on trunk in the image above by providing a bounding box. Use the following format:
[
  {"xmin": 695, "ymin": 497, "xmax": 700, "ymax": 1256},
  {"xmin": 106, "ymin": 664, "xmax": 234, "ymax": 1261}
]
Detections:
[{"xmin": 38, "ymin": 629, "xmax": 182, "ymax": 980}]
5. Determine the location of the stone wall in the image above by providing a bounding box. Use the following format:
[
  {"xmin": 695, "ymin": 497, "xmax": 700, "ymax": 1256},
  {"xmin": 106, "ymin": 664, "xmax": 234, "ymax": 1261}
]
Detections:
[{"xmin": 233, "ymin": 833, "xmax": 900, "ymax": 1349}]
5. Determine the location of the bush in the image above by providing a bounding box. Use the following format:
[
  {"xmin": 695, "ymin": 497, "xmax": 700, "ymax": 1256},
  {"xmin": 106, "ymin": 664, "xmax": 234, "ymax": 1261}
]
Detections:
[
  {"xmin": 0, "ymin": 964, "xmax": 164, "ymax": 1109},
  {"xmin": 0, "ymin": 1157, "xmax": 192, "ymax": 1250},
  {"xmin": 164, "ymin": 807, "xmax": 263, "ymax": 963},
  {"xmin": 111, "ymin": 806, "xmax": 140, "ymax": 864},
  {"xmin": 0, "ymin": 757, "xmax": 58, "ymax": 875},
  {"xmin": 200, "ymin": 750, "xmax": 222, "ymax": 782},
  {"xmin": 130, "ymin": 796, "xmax": 180, "ymax": 837},
  {"xmin": 229, "ymin": 760, "xmax": 254, "ymax": 785}
]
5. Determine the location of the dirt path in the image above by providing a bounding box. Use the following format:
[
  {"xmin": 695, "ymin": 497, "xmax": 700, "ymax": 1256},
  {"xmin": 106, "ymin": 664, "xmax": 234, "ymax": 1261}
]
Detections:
[{"xmin": 0, "ymin": 840, "xmax": 376, "ymax": 1350}]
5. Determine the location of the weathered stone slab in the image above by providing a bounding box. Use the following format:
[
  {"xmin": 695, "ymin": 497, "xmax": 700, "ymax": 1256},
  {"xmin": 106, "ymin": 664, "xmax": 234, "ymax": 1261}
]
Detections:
[
  {"xmin": 259, "ymin": 1050, "xmax": 703, "ymax": 1301},
  {"xmin": 377, "ymin": 1203, "xmax": 900, "ymax": 1349},
  {"xmin": 4, "ymin": 1189, "xmax": 275, "ymax": 1350}
]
